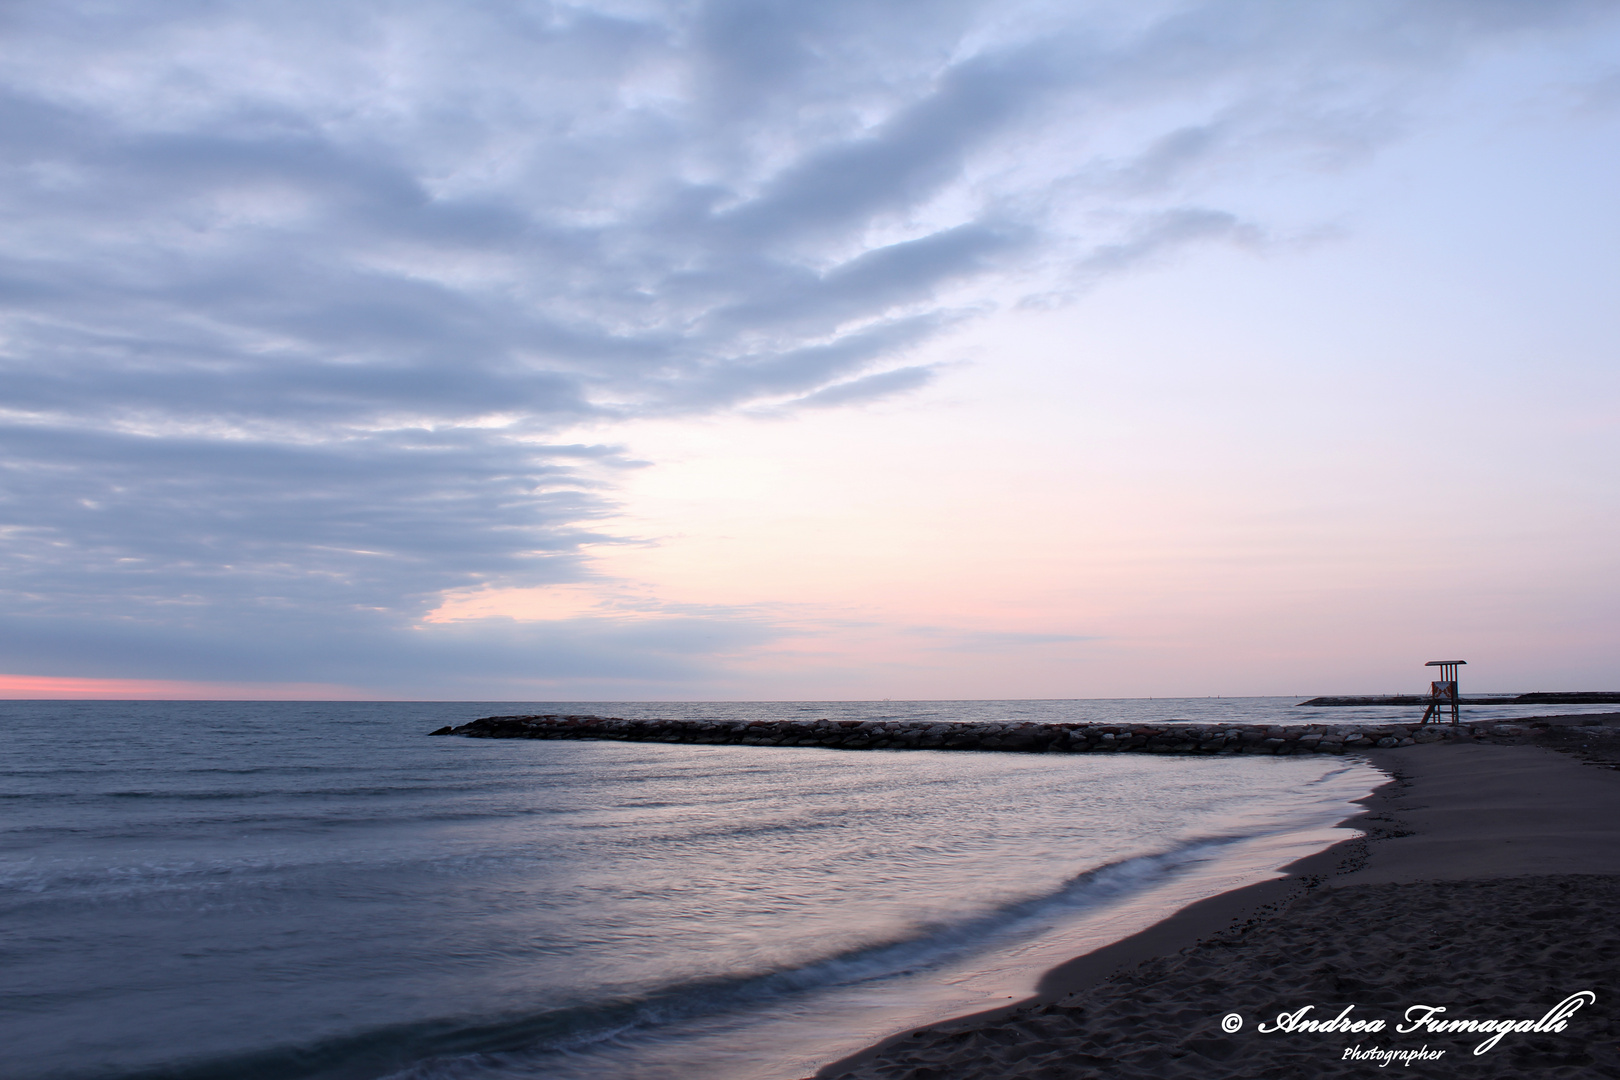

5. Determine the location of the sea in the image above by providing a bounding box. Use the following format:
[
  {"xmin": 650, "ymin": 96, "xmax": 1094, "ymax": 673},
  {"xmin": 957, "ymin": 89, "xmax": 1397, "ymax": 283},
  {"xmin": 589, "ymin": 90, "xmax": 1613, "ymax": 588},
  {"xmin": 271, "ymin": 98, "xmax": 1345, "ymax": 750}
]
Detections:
[{"xmin": 3, "ymin": 696, "xmax": 1603, "ymax": 1080}]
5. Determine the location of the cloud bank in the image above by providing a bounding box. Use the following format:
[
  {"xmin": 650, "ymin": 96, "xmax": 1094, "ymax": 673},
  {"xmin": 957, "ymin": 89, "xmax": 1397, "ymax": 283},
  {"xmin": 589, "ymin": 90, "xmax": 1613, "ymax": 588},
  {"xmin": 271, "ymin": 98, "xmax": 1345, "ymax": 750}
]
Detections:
[{"xmin": 0, "ymin": 0, "xmax": 1610, "ymax": 692}]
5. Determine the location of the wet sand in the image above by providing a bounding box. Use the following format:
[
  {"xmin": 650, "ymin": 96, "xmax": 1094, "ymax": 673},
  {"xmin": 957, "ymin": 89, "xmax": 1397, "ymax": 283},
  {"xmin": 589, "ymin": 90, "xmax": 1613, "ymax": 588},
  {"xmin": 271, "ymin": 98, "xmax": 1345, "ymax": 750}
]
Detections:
[{"xmin": 814, "ymin": 724, "xmax": 1620, "ymax": 1078}]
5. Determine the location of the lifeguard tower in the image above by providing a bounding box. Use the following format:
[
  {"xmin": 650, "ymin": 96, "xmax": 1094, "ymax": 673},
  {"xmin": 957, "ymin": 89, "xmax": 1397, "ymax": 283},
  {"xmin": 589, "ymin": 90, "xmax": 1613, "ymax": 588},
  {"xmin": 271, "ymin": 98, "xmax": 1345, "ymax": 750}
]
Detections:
[{"xmin": 1420, "ymin": 660, "xmax": 1466, "ymax": 725}]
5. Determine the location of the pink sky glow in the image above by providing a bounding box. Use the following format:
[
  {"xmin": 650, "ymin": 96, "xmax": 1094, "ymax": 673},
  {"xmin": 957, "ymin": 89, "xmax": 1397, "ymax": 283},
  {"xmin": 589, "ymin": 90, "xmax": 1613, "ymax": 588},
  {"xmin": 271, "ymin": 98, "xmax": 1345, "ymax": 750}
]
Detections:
[{"xmin": 0, "ymin": 675, "xmax": 370, "ymax": 700}]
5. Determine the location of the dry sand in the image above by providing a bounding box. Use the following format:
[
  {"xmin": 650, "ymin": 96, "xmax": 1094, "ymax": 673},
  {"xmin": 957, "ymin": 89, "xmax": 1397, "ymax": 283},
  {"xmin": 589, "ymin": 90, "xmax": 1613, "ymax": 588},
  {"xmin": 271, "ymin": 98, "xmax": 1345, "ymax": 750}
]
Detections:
[{"xmin": 813, "ymin": 722, "xmax": 1620, "ymax": 1079}]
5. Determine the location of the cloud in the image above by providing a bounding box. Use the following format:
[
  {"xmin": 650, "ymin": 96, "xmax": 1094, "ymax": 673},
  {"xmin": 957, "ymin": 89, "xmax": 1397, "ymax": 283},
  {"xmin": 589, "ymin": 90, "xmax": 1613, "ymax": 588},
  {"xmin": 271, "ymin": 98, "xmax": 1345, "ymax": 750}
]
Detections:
[
  {"xmin": 0, "ymin": 605, "xmax": 781, "ymax": 693},
  {"xmin": 791, "ymin": 366, "xmax": 940, "ymax": 409},
  {"xmin": 1071, "ymin": 207, "xmax": 1262, "ymax": 282},
  {"xmin": 905, "ymin": 627, "xmax": 1102, "ymax": 653},
  {"xmin": 0, "ymin": 0, "xmax": 1612, "ymax": 689}
]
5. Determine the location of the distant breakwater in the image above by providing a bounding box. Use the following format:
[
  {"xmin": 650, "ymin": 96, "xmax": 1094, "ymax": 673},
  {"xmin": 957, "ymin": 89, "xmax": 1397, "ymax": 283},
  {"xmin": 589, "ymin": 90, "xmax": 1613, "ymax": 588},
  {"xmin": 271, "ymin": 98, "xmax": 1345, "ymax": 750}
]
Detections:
[
  {"xmin": 1299, "ymin": 691, "xmax": 1620, "ymax": 707},
  {"xmin": 424, "ymin": 715, "xmax": 1558, "ymax": 755}
]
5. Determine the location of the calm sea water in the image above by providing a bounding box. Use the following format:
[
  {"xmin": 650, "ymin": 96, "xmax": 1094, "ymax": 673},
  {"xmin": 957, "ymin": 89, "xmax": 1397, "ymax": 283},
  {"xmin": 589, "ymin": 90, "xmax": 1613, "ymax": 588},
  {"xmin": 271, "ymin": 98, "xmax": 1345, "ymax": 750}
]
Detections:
[{"xmin": 0, "ymin": 698, "xmax": 1452, "ymax": 1079}]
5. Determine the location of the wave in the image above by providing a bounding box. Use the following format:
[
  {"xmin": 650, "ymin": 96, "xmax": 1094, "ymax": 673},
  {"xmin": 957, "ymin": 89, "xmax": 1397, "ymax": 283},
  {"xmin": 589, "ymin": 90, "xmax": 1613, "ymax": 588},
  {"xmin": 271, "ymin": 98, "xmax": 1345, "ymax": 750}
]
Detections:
[
  {"xmin": 77, "ymin": 835, "xmax": 1249, "ymax": 1080},
  {"xmin": 0, "ymin": 847, "xmax": 573, "ymax": 906}
]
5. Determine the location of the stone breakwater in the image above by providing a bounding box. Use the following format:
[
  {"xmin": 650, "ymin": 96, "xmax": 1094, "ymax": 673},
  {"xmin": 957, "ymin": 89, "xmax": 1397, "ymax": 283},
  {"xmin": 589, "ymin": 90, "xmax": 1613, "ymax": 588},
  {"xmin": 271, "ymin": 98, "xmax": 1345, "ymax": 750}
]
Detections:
[{"xmin": 424, "ymin": 715, "xmax": 1570, "ymax": 754}]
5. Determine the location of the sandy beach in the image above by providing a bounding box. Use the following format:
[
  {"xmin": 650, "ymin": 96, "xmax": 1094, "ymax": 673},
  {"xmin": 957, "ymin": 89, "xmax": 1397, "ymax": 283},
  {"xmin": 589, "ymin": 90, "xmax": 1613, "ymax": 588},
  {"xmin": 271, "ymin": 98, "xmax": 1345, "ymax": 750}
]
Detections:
[{"xmin": 814, "ymin": 716, "xmax": 1620, "ymax": 1079}]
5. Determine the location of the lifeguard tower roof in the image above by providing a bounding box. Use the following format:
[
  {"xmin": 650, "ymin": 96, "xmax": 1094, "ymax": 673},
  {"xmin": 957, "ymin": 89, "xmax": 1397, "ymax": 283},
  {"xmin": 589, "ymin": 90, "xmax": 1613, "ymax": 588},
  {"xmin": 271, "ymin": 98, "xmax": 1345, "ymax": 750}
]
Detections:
[{"xmin": 1425, "ymin": 660, "xmax": 1468, "ymax": 666}]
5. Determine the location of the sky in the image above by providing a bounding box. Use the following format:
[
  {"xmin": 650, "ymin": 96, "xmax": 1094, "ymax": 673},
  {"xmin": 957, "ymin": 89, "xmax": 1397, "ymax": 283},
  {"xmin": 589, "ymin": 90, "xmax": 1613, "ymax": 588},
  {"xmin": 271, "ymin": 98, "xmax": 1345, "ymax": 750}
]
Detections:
[{"xmin": 2, "ymin": 0, "xmax": 1617, "ymax": 701}]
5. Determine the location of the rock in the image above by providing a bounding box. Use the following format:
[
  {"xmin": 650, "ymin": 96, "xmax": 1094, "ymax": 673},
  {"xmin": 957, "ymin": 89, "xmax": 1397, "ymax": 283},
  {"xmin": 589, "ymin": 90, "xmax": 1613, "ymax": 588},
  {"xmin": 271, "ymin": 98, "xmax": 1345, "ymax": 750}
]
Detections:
[{"xmin": 423, "ymin": 714, "xmax": 1502, "ymax": 758}]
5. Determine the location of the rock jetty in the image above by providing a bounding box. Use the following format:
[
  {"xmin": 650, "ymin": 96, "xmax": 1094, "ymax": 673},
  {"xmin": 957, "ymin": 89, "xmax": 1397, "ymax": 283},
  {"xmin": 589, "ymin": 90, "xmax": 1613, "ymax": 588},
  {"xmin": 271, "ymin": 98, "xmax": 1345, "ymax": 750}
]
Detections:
[
  {"xmin": 424, "ymin": 715, "xmax": 1593, "ymax": 754},
  {"xmin": 1299, "ymin": 691, "xmax": 1620, "ymax": 706}
]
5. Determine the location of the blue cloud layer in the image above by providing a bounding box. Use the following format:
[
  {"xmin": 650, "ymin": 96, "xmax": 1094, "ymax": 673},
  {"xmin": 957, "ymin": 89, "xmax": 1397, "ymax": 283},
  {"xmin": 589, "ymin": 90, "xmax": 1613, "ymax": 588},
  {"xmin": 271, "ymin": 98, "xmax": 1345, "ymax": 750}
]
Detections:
[{"xmin": 0, "ymin": 0, "xmax": 1609, "ymax": 690}]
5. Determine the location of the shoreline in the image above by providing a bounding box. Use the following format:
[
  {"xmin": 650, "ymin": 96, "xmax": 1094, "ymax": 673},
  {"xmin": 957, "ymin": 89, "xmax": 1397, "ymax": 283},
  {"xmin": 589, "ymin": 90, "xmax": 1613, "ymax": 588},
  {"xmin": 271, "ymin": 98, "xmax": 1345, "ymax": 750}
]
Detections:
[{"xmin": 811, "ymin": 715, "xmax": 1620, "ymax": 1079}]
